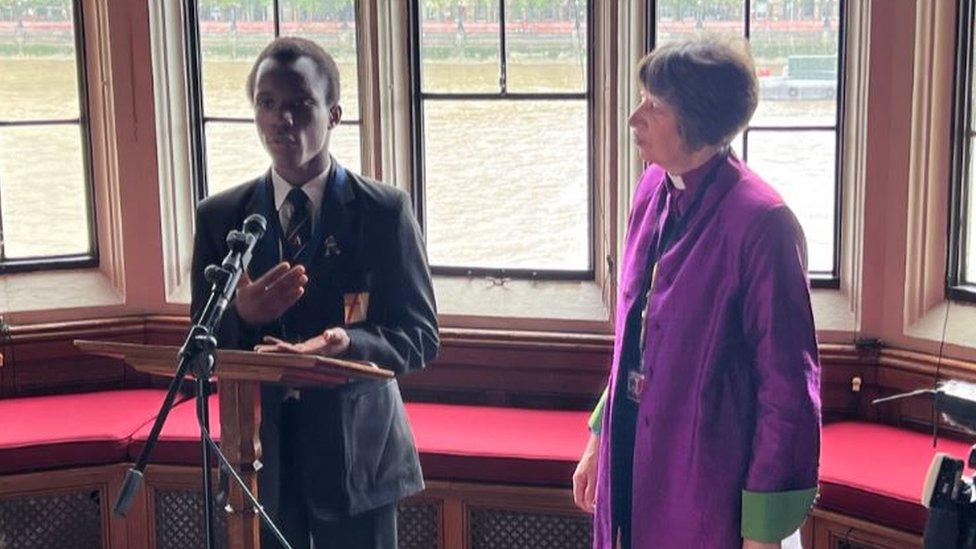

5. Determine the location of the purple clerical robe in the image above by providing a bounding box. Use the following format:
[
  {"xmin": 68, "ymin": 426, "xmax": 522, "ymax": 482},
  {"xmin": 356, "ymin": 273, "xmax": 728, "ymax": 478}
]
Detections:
[{"xmin": 593, "ymin": 153, "xmax": 821, "ymax": 548}]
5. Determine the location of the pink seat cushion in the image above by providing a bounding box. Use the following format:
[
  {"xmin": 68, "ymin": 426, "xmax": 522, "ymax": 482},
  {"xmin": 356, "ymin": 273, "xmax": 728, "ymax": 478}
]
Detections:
[
  {"xmin": 405, "ymin": 402, "xmax": 591, "ymax": 486},
  {"xmin": 0, "ymin": 389, "xmax": 168, "ymax": 474},
  {"xmin": 820, "ymin": 421, "xmax": 974, "ymax": 534},
  {"xmin": 128, "ymin": 398, "xmax": 589, "ymax": 481},
  {"xmin": 128, "ymin": 394, "xmax": 220, "ymax": 465}
]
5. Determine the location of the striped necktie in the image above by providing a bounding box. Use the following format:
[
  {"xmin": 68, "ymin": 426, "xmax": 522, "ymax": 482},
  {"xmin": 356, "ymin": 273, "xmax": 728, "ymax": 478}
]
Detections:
[{"xmin": 283, "ymin": 188, "xmax": 311, "ymax": 261}]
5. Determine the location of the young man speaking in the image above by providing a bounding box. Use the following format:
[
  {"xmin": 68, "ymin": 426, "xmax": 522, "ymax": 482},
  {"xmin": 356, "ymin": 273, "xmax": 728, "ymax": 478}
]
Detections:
[{"xmin": 190, "ymin": 37, "xmax": 438, "ymax": 548}]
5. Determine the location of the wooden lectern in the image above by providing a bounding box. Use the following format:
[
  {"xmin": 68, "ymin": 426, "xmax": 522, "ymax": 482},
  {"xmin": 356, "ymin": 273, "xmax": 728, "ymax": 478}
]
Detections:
[{"xmin": 75, "ymin": 339, "xmax": 393, "ymax": 549}]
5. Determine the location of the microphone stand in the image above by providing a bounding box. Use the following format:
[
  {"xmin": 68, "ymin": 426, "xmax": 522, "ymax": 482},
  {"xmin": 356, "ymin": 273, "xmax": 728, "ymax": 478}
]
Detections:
[{"xmin": 114, "ymin": 217, "xmax": 293, "ymax": 549}]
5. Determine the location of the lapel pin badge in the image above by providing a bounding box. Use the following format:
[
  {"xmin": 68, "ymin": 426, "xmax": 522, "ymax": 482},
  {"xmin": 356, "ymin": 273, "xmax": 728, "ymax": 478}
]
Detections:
[{"xmin": 324, "ymin": 235, "xmax": 342, "ymax": 257}]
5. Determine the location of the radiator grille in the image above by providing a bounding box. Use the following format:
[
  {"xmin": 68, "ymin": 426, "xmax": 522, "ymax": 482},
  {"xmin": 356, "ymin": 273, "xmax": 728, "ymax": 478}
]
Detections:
[
  {"xmin": 469, "ymin": 507, "xmax": 591, "ymax": 549},
  {"xmin": 0, "ymin": 489, "xmax": 103, "ymax": 549}
]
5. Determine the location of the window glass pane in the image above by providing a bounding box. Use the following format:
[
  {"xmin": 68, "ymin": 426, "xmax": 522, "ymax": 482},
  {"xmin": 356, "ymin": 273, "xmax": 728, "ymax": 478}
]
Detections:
[
  {"xmin": 278, "ymin": 0, "xmax": 360, "ymax": 120},
  {"xmin": 0, "ymin": 58, "xmax": 79, "ymax": 121},
  {"xmin": 0, "ymin": 125, "xmax": 90, "ymax": 258},
  {"xmin": 199, "ymin": 0, "xmax": 274, "ymax": 118},
  {"xmin": 423, "ymin": 100, "xmax": 588, "ymax": 271},
  {"xmin": 653, "ymin": 1, "xmax": 840, "ymax": 278},
  {"xmin": 204, "ymin": 121, "xmax": 361, "ymax": 197},
  {"xmin": 745, "ymin": 130, "xmax": 836, "ymax": 274},
  {"xmin": 751, "ymin": 0, "xmax": 840, "ymax": 126},
  {"xmin": 504, "ymin": 0, "xmax": 586, "ymax": 93},
  {"xmin": 655, "ymin": 0, "xmax": 745, "ymax": 45},
  {"xmin": 204, "ymin": 122, "xmax": 267, "ymax": 196},
  {"xmin": 730, "ymin": 132, "xmax": 743, "ymax": 158},
  {"xmin": 331, "ymin": 124, "xmax": 362, "ymax": 176},
  {"xmin": 0, "ymin": 4, "xmax": 80, "ymax": 121},
  {"xmin": 420, "ymin": 0, "xmax": 501, "ymax": 93}
]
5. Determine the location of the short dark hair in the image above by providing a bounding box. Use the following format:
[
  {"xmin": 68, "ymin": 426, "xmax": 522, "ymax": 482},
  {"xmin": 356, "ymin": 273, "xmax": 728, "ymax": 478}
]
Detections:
[
  {"xmin": 245, "ymin": 36, "xmax": 341, "ymax": 106},
  {"xmin": 638, "ymin": 38, "xmax": 758, "ymax": 150}
]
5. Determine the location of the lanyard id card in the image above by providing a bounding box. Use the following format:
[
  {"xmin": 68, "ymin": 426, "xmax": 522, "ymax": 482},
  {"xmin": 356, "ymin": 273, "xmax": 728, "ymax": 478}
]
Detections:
[{"xmin": 627, "ymin": 370, "xmax": 646, "ymax": 403}]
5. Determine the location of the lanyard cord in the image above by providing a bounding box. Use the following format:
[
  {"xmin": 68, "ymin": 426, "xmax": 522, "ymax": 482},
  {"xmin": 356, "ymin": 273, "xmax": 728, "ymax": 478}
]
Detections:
[{"xmin": 634, "ymin": 152, "xmax": 729, "ymax": 364}]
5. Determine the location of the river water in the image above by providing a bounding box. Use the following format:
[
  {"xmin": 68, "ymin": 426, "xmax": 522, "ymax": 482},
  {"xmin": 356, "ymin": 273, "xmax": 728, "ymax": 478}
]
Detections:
[{"xmin": 0, "ymin": 55, "xmax": 838, "ymax": 274}]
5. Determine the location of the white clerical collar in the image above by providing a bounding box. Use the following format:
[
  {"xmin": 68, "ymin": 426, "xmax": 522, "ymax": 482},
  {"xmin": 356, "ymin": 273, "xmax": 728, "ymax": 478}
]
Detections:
[
  {"xmin": 271, "ymin": 159, "xmax": 331, "ymax": 212},
  {"xmin": 667, "ymin": 173, "xmax": 686, "ymax": 190}
]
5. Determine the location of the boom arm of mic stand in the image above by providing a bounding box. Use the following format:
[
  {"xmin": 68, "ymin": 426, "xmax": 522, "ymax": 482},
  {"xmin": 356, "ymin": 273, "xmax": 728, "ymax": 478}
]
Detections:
[
  {"xmin": 198, "ymin": 422, "xmax": 294, "ymax": 549},
  {"xmin": 114, "ymin": 270, "xmax": 232, "ymax": 517}
]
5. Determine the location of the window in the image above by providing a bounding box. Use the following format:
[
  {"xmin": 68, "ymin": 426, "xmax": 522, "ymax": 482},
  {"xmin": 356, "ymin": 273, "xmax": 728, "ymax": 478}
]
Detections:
[
  {"xmin": 0, "ymin": 0, "xmax": 96, "ymax": 272},
  {"xmin": 410, "ymin": 0, "xmax": 592, "ymax": 278},
  {"xmin": 651, "ymin": 0, "xmax": 845, "ymax": 286},
  {"xmin": 185, "ymin": 0, "xmax": 364, "ymax": 199},
  {"xmin": 949, "ymin": 0, "xmax": 976, "ymax": 299}
]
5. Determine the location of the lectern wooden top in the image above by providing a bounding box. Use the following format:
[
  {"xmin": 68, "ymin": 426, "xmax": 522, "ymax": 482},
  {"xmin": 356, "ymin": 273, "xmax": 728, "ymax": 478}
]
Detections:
[{"xmin": 74, "ymin": 339, "xmax": 393, "ymax": 388}]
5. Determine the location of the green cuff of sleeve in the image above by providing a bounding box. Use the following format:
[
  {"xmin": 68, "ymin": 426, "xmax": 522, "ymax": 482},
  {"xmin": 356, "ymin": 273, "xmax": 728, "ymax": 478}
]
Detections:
[
  {"xmin": 588, "ymin": 387, "xmax": 608, "ymax": 435},
  {"xmin": 741, "ymin": 487, "xmax": 817, "ymax": 543}
]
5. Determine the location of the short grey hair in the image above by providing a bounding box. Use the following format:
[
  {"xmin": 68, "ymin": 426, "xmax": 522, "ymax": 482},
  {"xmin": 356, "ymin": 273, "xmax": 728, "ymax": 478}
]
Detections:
[{"xmin": 638, "ymin": 38, "xmax": 759, "ymax": 150}]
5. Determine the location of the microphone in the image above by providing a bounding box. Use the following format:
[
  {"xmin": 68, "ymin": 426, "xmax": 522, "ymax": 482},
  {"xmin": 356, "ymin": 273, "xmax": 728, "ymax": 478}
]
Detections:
[
  {"xmin": 243, "ymin": 212, "xmax": 267, "ymax": 237},
  {"xmin": 205, "ymin": 214, "xmax": 266, "ymax": 282},
  {"xmin": 219, "ymin": 213, "xmax": 267, "ymax": 272},
  {"xmin": 202, "ymin": 214, "xmax": 267, "ymax": 328}
]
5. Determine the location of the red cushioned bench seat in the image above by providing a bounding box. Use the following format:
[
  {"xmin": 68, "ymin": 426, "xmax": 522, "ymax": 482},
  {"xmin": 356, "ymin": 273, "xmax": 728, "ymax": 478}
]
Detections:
[
  {"xmin": 128, "ymin": 394, "xmax": 220, "ymax": 465},
  {"xmin": 405, "ymin": 403, "xmax": 591, "ymax": 486},
  {"xmin": 820, "ymin": 421, "xmax": 974, "ymax": 534},
  {"xmin": 116, "ymin": 397, "xmax": 975, "ymax": 536},
  {"xmin": 0, "ymin": 389, "xmax": 169, "ymax": 474},
  {"xmin": 132, "ymin": 399, "xmax": 591, "ymax": 486}
]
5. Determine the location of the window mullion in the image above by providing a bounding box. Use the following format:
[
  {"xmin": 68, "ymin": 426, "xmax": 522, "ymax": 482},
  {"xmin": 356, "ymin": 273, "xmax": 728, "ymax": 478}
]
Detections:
[
  {"xmin": 273, "ymin": 0, "xmax": 281, "ymax": 37},
  {"xmin": 742, "ymin": 127, "xmax": 749, "ymax": 163},
  {"xmin": 744, "ymin": 0, "xmax": 751, "ymax": 39},
  {"xmin": 499, "ymin": 0, "xmax": 507, "ymax": 93},
  {"xmin": 0, "ymin": 119, "xmax": 82, "ymax": 127},
  {"xmin": 949, "ymin": 0, "xmax": 976, "ymax": 295},
  {"xmin": 0, "ymin": 174, "xmax": 5, "ymax": 262},
  {"xmin": 182, "ymin": 0, "xmax": 208, "ymax": 201}
]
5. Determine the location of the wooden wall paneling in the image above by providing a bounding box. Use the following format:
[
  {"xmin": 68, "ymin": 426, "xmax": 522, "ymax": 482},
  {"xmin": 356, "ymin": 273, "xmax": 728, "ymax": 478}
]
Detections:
[
  {"xmin": 143, "ymin": 316, "xmax": 190, "ymax": 347},
  {"xmin": 800, "ymin": 517, "xmax": 814, "ymax": 549},
  {"xmin": 399, "ymin": 492, "xmax": 449, "ymax": 548},
  {"xmin": 872, "ymin": 349, "xmax": 976, "ymax": 436},
  {"xmin": 141, "ymin": 316, "xmax": 200, "ymax": 390},
  {"xmin": 809, "ymin": 509, "xmax": 921, "ymax": 548},
  {"xmin": 4, "ymin": 317, "xmax": 144, "ymax": 395},
  {"xmin": 821, "ymin": 364, "xmax": 870, "ymax": 422},
  {"xmin": 442, "ymin": 494, "xmax": 465, "ymax": 549},
  {"xmin": 104, "ymin": 463, "xmax": 133, "ymax": 549},
  {"xmin": 0, "ymin": 464, "xmax": 125, "ymax": 549},
  {"xmin": 113, "ymin": 465, "xmax": 151, "ymax": 549},
  {"xmin": 12, "ymin": 334, "xmax": 143, "ymax": 396},
  {"xmin": 143, "ymin": 464, "xmax": 225, "ymax": 549},
  {"xmin": 415, "ymin": 481, "xmax": 590, "ymax": 549},
  {"xmin": 819, "ymin": 344, "xmax": 872, "ymax": 421},
  {"xmin": 401, "ymin": 329, "xmax": 613, "ymax": 408},
  {"xmin": 0, "ymin": 342, "xmax": 12, "ymax": 398},
  {"xmin": 138, "ymin": 318, "xmax": 871, "ymax": 415}
]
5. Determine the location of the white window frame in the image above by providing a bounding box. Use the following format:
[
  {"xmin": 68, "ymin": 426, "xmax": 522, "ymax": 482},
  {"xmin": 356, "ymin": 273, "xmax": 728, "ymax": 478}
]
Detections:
[
  {"xmin": 154, "ymin": 0, "xmax": 867, "ymax": 339},
  {"xmin": 0, "ymin": 0, "xmax": 138, "ymax": 322}
]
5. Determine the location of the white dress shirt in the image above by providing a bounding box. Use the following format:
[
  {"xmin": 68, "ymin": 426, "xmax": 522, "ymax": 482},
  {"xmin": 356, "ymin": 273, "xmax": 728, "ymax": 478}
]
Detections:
[{"xmin": 270, "ymin": 158, "xmax": 331, "ymax": 236}]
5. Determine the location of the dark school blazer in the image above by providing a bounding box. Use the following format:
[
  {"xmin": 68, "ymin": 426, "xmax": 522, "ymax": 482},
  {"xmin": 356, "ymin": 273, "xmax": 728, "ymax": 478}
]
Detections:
[{"xmin": 190, "ymin": 162, "xmax": 439, "ymax": 515}]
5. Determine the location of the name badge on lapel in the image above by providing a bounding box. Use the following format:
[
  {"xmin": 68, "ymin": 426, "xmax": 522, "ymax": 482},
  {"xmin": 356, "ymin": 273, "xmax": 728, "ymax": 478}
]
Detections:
[
  {"xmin": 323, "ymin": 235, "xmax": 342, "ymax": 257},
  {"xmin": 344, "ymin": 292, "xmax": 369, "ymax": 325}
]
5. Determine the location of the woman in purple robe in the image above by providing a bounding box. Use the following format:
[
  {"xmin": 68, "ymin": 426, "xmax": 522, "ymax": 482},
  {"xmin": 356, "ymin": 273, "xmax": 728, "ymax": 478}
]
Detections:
[{"xmin": 572, "ymin": 39, "xmax": 821, "ymax": 548}]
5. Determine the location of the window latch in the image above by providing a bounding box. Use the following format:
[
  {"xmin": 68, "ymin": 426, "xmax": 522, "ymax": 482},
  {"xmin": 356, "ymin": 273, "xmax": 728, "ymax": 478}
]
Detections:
[{"xmin": 485, "ymin": 276, "xmax": 511, "ymax": 288}]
